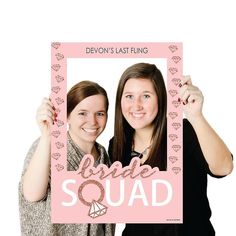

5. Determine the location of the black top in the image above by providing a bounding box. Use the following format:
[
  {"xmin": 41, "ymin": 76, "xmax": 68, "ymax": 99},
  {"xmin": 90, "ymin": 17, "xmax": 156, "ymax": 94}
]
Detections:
[{"xmin": 108, "ymin": 119, "xmax": 225, "ymax": 236}]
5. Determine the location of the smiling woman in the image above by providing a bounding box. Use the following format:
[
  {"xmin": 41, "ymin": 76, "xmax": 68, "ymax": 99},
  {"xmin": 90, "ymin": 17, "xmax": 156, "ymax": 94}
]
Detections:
[
  {"xmin": 18, "ymin": 80, "xmax": 115, "ymax": 236},
  {"xmin": 111, "ymin": 63, "xmax": 167, "ymax": 169},
  {"xmin": 108, "ymin": 62, "xmax": 233, "ymax": 236},
  {"xmin": 67, "ymin": 81, "xmax": 109, "ymax": 167},
  {"xmin": 121, "ymin": 78, "xmax": 159, "ymax": 136}
]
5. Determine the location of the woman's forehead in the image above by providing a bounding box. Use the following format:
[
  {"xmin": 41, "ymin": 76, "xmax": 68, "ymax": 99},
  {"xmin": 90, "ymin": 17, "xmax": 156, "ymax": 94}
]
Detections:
[
  {"xmin": 74, "ymin": 94, "xmax": 106, "ymax": 111},
  {"xmin": 123, "ymin": 78, "xmax": 156, "ymax": 93}
]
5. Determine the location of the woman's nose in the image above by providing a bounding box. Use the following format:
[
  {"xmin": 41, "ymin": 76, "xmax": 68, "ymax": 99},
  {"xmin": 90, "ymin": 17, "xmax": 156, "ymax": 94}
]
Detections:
[
  {"xmin": 88, "ymin": 114, "xmax": 97, "ymax": 125},
  {"xmin": 133, "ymin": 97, "xmax": 143, "ymax": 110}
]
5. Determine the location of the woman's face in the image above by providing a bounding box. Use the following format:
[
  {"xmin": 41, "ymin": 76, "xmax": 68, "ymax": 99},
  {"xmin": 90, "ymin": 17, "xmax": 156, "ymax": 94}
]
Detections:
[
  {"xmin": 68, "ymin": 94, "xmax": 107, "ymax": 144},
  {"xmin": 121, "ymin": 78, "xmax": 158, "ymax": 131}
]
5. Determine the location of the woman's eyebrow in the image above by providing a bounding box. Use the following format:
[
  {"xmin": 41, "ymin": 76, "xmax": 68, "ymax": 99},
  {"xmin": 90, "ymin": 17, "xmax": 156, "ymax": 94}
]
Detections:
[
  {"xmin": 78, "ymin": 109, "xmax": 106, "ymax": 112},
  {"xmin": 96, "ymin": 110, "xmax": 106, "ymax": 112},
  {"xmin": 123, "ymin": 91, "xmax": 133, "ymax": 94},
  {"xmin": 77, "ymin": 109, "xmax": 88, "ymax": 111},
  {"xmin": 123, "ymin": 90, "xmax": 153, "ymax": 94}
]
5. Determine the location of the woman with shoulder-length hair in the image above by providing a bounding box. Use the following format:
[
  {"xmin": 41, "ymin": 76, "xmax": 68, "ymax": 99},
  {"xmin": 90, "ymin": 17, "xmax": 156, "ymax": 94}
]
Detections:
[{"xmin": 19, "ymin": 81, "xmax": 115, "ymax": 236}]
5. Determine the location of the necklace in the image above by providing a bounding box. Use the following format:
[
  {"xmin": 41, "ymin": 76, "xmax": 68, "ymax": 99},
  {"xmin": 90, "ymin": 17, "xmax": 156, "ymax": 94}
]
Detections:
[
  {"xmin": 132, "ymin": 139, "xmax": 152, "ymax": 158},
  {"xmin": 137, "ymin": 145, "xmax": 152, "ymax": 159},
  {"xmin": 141, "ymin": 144, "xmax": 152, "ymax": 155}
]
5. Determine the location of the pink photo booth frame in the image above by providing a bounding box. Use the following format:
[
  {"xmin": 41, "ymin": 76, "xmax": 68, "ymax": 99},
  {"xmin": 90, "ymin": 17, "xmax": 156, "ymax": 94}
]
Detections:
[{"xmin": 51, "ymin": 42, "xmax": 183, "ymax": 223}]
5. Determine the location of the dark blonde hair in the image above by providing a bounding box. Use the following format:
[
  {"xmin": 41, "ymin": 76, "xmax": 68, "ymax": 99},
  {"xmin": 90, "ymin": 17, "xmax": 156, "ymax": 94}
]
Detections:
[
  {"xmin": 113, "ymin": 63, "xmax": 167, "ymax": 169},
  {"xmin": 67, "ymin": 80, "xmax": 109, "ymax": 117}
]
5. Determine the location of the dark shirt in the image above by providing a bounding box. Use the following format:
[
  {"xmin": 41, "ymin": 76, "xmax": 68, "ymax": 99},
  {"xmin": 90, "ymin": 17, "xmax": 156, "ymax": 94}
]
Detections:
[{"xmin": 108, "ymin": 119, "xmax": 224, "ymax": 236}]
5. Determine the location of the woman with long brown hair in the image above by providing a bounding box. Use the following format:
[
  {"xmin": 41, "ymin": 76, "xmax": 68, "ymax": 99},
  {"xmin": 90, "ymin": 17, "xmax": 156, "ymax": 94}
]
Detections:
[{"xmin": 109, "ymin": 62, "xmax": 233, "ymax": 236}]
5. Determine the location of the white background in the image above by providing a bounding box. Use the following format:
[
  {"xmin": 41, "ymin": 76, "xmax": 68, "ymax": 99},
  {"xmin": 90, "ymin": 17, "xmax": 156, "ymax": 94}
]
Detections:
[{"xmin": 0, "ymin": 0, "xmax": 235, "ymax": 235}]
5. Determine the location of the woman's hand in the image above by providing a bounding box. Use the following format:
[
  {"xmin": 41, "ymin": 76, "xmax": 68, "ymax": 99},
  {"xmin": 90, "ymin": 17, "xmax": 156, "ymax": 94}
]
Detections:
[
  {"xmin": 36, "ymin": 98, "xmax": 57, "ymax": 135},
  {"xmin": 179, "ymin": 76, "xmax": 233, "ymax": 175},
  {"xmin": 179, "ymin": 76, "xmax": 204, "ymax": 122},
  {"xmin": 23, "ymin": 97, "xmax": 56, "ymax": 202}
]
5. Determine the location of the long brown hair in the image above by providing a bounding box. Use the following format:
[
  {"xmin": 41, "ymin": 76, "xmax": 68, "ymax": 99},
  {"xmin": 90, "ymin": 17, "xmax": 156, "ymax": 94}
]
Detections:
[
  {"xmin": 113, "ymin": 63, "xmax": 167, "ymax": 169},
  {"xmin": 67, "ymin": 80, "xmax": 109, "ymax": 117}
]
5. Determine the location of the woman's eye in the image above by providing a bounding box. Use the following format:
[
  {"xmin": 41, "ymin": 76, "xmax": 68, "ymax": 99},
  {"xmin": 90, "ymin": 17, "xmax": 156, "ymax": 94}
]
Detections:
[
  {"xmin": 78, "ymin": 112, "xmax": 87, "ymax": 116},
  {"xmin": 143, "ymin": 94, "xmax": 150, "ymax": 99},
  {"xmin": 97, "ymin": 112, "xmax": 105, "ymax": 117},
  {"xmin": 125, "ymin": 95, "xmax": 133, "ymax": 99}
]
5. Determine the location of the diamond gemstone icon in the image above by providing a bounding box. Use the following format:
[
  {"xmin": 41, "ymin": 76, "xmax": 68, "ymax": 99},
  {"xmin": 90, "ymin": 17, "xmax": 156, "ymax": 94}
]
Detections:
[
  {"xmin": 168, "ymin": 89, "xmax": 178, "ymax": 97},
  {"xmin": 172, "ymin": 56, "xmax": 181, "ymax": 63},
  {"xmin": 88, "ymin": 200, "xmax": 107, "ymax": 218},
  {"xmin": 172, "ymin": 167, "xmax": 181, "ymax": 174},
  {"xmin": 51, "ymin": 42, "xmax": 61, "ymax": 49},
  {"xmin": 78, "ymin": 179, "xmax": 108, "ymax": 219},
  {"xmin": 172, "ymin": 78, "xmax": 181, "ymax": 86},
  {"xmin": 169, "ymin": 156, "xmax": 178, "ymax": 163},
  {"xmin": 169, "ymin": 67, "xmax": 178, "ymax": 75},
  {"xmin": 169, "ymin": 112, "xmax": 178, "ymax": 119},
  {"xmin": 55, "ymin": 53, "xmax": 64, "ymax": 61},
  {"xmin": 169, "ymin": 134, "xmax": 178, "ymax": 141},
  {"xmin": 172, "ymin": 145, "xmax": 181, "ymax": 152},
  {"xmin": 168, "ymin": 45, "xmax": 178, "ymax": 53},
  {"xmin": 51, "ymin": 86, "xmax": 61, "ymax": 94}
]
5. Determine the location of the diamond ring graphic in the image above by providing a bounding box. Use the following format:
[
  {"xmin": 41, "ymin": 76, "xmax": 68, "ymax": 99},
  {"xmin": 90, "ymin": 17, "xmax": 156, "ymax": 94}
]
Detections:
[{"xmin": 78, "ymin": 180, "xmax": 107, "ymax": 218}]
